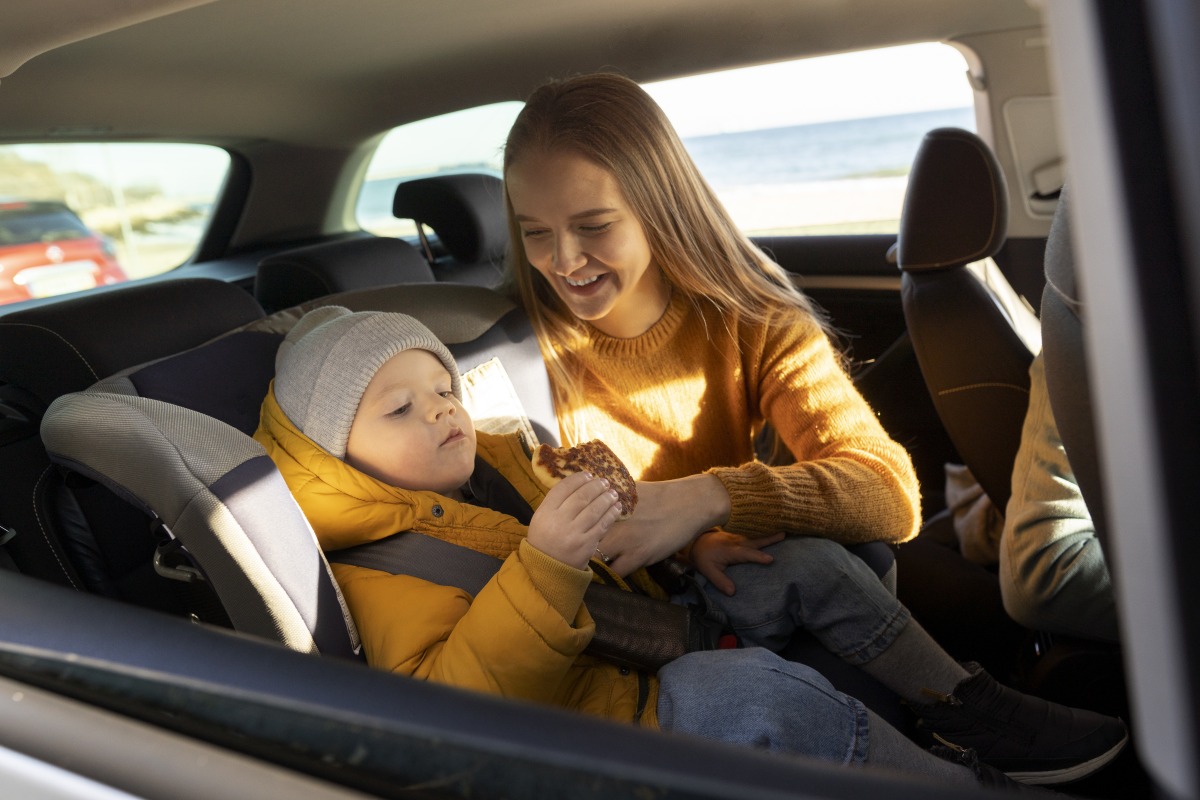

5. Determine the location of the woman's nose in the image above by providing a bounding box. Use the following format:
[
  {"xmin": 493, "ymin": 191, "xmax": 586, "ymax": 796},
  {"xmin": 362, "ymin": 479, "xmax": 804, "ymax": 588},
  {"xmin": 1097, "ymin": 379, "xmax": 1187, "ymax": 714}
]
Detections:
[{"xmin": 553, "ymin": 235, "xmax": 586, "ymax": 275}]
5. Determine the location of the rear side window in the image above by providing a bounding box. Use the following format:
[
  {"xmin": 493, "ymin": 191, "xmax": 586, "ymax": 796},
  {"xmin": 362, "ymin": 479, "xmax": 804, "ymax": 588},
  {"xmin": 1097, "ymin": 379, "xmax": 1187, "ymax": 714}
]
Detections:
[
  {"xmin": 644, "ymin": 43, "xmax": 975, "ymax": 235},
  {"xmin": 357, "ymin": 103, "xmax": 521, "ymax": 238},
  {"xmin": 0, "ymin": 143, "xmax": 229, "ymax": 306},
  {"xmin": 357, "ymin": 43, "xmax": 973, "ymax": 239}
]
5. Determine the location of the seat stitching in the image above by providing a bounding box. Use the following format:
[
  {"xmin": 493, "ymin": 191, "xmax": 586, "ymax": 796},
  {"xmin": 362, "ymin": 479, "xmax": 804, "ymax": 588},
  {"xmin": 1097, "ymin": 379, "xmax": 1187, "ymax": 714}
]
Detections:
[
  {"xmin": 31, "ymin": 464, "xmax": 80, "ymax": 590},
  {"xmin": 0, "ymin": 322, "xmax": 100, "ymax": 382},
  {"xmin": 937, "ymin": 383, "xmax": 1030, "ymax": 396}
]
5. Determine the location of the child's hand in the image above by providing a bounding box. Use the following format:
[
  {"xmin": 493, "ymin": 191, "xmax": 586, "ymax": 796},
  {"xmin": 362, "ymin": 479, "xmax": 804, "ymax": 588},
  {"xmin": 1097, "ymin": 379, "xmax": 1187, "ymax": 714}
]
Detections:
[
  {"xmin": 527, "ymin": 471, "xmax": 623, "ymax": 570},
  {"xmin": 692, "ymin": 531, "xmax": 785, "ymax": 596}
]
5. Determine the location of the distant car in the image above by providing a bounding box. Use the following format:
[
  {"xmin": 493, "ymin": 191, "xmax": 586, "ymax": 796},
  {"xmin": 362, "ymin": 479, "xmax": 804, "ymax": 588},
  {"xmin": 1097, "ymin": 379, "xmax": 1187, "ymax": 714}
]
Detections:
[{"xmin": 0, "ymin": 200, "xmax": 127, "ymax": 304}]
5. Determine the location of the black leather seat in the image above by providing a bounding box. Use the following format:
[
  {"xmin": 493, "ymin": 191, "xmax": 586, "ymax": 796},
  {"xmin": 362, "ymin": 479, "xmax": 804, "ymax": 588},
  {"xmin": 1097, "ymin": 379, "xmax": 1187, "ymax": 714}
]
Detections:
[
  {"xmin": 254, "ymin": 236, "xmax": 435, "ymax": 312},
  {"xmin": 896, "ymin": 127, "xmax": 1042, "ymax": 511},
  {"xmin": 392, "ymin": 173, "xmax": 507, "ymax": 287}
]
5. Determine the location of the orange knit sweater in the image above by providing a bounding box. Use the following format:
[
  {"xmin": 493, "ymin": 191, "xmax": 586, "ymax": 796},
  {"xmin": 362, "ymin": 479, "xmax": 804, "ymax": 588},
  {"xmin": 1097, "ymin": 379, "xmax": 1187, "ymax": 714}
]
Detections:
[{"xmin": 554, "ymin": 291, "xmax": 922, "ymax": 544}]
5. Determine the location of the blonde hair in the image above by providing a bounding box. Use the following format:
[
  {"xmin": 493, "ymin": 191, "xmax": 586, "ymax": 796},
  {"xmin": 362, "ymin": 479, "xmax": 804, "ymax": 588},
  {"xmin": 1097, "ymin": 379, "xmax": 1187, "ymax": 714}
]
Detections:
[{"xmin": 501, "ymin": 72, "xmax": 832, "ymax": 438}]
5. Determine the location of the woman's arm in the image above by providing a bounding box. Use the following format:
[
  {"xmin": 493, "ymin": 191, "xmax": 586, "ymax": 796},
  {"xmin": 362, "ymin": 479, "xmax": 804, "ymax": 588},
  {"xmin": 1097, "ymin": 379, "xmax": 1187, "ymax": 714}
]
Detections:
[{"xmin": 708, "ymin": 311, "xmax": 922, "ymax": 545}]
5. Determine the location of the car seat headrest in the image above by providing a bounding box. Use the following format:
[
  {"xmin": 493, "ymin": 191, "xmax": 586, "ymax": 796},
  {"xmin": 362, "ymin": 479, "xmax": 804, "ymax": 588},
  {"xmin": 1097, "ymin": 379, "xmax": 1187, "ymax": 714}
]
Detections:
[
  {"xmin": 1042, "ymin": 184, "xmax": 1081, "ymax": 318},
  {"xmin": 0, "ymin": 278, "xmax": 265, "ymax": 407},
  {"xmin": 897, "ymin": 128, "xmax": 1009, "ymax": 274},
  {"xmin": 40, "ymin": 390, "xmax": 360, "ymax": 659},
  {"xmin": 255, "ymin": 237, "xmax": 435, "ymax": 312},
  {"xmin": 392, "ymin": 173, "xmax": 508, "ymax": 264}
]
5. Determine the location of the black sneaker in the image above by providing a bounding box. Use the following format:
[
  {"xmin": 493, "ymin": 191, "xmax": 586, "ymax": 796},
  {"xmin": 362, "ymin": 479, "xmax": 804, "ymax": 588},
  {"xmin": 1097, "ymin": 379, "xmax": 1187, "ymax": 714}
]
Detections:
[
  {"xmin": 913, "ymin": 662, "xmax": 1128, "ymax": 785},
  {"xmin": 931, "ymin": 743, "xmax": 1060, "ymax": 795}
]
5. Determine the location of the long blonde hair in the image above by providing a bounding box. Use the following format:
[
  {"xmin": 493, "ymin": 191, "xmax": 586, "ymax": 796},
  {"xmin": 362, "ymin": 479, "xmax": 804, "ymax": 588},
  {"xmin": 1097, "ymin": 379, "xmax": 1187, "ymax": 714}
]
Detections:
[{"xmin": 501, "ymin": 72, "xmax": 831, "ymax": 438}]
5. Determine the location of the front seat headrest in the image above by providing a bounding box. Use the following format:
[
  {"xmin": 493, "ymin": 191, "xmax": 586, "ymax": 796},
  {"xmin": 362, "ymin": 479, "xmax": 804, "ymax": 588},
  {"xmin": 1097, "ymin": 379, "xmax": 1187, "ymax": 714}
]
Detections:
[
  {"xmin": 898, "ymin": 127, "xmax": 1009, "ymax": 273},
  {"xmin": 392, "ymin": 173, "xmax": 507, "ymax": 264}
]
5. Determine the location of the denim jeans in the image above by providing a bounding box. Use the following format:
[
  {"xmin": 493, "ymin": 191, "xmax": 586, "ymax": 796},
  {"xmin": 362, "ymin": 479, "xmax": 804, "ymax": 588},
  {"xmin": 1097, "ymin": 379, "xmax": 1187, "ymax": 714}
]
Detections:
[
  {"xmin": 697, "ymin": 536, "xmax": 910, "ymax": 665},
  {"xmin": 657, "ymin": 647, "xmax": 871, "ymax": 765}
]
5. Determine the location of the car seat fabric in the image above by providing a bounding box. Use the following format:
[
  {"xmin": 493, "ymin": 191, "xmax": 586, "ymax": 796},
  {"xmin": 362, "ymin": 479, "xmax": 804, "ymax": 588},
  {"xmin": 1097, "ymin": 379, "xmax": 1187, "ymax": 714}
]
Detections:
[
  {"xmin": 92, "ymin": 330, "xmax": 284, "ymax": 436},
  {"xmin": 0, "ymin": 277, "xmax": 265, "ymax": 405},
  {"xmin": 392, "ymin": 173, "xmax": 507, "ymax": 287},
  {"xmin": 254, "ymin": 237, "xmax": 436, "ymax": 313},
  {"xmin": 896, "ymin": 127, "xmax": 1040, "ymax": 511},
  {"xmin": 0, "ymin": 278, "xmax": 265, "ymax": 590},
  {"xmin": 40, "ymin": 390, "xmax": 360, "ymax": 659},
  {"xmin": 1039, "ymin": 184, "xmax": 1110, "ymax": 553}
]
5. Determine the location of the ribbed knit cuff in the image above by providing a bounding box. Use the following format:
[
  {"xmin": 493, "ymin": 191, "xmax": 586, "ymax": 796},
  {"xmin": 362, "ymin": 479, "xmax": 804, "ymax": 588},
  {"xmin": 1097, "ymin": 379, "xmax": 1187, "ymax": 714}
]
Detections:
[
  {"xmin": 708, "ymin": 464, "xmax": 798, "ymax": 538},
  {"xmin": 519, "ymin": 539, "xmax": 593, "ymax": 622}
]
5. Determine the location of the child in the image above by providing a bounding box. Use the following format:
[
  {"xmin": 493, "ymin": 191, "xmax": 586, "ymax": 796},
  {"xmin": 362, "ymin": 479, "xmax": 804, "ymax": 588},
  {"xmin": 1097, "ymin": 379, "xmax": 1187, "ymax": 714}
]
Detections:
[{"xmin": 254, "ymin": 305, "xmax": 1094, "ymax": 791}]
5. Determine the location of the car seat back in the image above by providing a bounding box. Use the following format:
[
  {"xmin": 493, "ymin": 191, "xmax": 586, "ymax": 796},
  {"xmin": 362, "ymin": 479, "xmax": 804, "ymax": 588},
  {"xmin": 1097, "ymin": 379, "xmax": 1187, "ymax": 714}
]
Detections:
[
  {"xmin": 896, "ymin": 127, "xmax": 1041, "ymax": 510},
  {"xmin": 0, "ymin": 278, "xmax": 265, "ymax": 591},
  {"xmin": 1039, "ymin": 184, "xmax": 1110, "ymax": 553},
  {"xmin": 392, "ymin": 173, "xmax": 508, "ymax": 287},
  {"xmin": 41, "ymin": 390, "xmax": 360, "ymax": 658},
  {"xmin": 46, "ymin": 282, "xmax": 558, "ymax": 632},
  {"xmin": 254, "ymin": 236, "xmax": 436, "ymax": 313}
]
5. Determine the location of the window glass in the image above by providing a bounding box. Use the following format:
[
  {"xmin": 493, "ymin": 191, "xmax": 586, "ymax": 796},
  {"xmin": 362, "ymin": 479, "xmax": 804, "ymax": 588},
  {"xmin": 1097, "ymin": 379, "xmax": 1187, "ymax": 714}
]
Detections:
[
  {"xmin": 357, "ymin": 43, "xmax": 973, "ymax": 240},
  {"xmin": 0, "ymin": 143, "xmax": 229, "ymax": 305},
  {"xmin": 644, "ymin": 43, "xmax": 975, "ymax": 234},
  {"xmin": 358, "ymin": 103, "xmax": 522, "ymax": 238}
]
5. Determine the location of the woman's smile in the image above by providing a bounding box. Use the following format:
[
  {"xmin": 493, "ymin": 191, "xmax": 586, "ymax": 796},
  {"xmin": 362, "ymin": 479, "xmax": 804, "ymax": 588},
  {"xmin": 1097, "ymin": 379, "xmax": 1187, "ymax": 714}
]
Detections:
[{"xmin": 507, "ymin": 150, "xmax": 671, "ymax": 338}]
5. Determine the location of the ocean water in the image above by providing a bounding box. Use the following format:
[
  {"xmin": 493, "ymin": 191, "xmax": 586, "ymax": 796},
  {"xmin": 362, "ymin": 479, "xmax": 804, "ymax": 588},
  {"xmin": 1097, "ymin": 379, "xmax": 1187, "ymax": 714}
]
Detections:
[
  {"xmin": 682, "ymin": 107, "xmax": 975, "ymax": 190},
  {"xmin": 358, "ymin": 106, "xmax": 974, "ymax": 230}
]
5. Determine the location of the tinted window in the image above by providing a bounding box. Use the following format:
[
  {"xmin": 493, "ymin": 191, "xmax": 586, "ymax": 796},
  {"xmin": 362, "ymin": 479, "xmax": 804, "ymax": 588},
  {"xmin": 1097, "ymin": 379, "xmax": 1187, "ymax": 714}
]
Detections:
[
  {"xmin": 357, "ymin": 44, "xmax": 973, "ymax": 239},
  {"xmin": 0, "ymin": 143, "xmax": 230, "ymax": 305},
  {"xmin": 644, "ymin": 43, "xmax": 975, "ymax": 235}
]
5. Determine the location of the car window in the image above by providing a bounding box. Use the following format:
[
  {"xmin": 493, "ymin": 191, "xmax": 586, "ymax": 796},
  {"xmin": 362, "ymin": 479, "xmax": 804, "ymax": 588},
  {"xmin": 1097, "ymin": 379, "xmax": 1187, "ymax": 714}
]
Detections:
[
  {"xmin": 359, "ymin": 43, "xmax": 973, "ymax": 240},
  {"xmin": 644, "ymin": 43, "xmax": 975, "ymax": 235},
  {"xmin": 357, "ymin": 103, "xmax": 521, "ymax": 238},
  {"xmin": 0, "ymin": 143, "xmax": 230, "ymax": 306}
]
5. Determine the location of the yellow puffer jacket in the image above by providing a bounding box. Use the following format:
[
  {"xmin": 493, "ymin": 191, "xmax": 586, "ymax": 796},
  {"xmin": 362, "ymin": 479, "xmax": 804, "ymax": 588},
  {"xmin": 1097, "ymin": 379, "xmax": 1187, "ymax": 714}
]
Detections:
[{"xmin": 255, "ymin": 385, "xmax": 660, "ymax": 727}]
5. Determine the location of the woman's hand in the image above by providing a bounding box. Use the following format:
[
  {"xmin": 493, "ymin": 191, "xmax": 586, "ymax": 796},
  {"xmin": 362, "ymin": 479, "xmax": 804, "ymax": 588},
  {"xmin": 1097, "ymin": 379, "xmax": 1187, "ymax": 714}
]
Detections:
[
  {"xmin": 527, "ymin": 472, "xmax": 623, "ymax": 570},
  {"xmin": 691, "ymin": 531, "xmax": 785, "ymax": 596},
  {"xmin": 596, "ymin": 474, "xmax": 731, "ymax": 576}
]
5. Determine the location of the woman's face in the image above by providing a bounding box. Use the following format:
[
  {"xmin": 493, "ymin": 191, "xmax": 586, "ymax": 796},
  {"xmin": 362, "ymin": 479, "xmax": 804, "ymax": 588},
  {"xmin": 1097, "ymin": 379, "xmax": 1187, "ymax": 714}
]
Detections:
[{"xmin": 506, "ymin": 150, "xmax": 670, "ymax": 338}]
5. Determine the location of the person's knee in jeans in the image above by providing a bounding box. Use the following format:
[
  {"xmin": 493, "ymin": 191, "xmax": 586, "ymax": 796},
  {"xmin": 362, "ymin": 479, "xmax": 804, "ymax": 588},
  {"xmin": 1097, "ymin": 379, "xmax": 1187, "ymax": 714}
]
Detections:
[
  {"xmin": 656, "ymin": 647, "xmax": 870, "ymax": 765},
  {"xmin": 701, "ymin": 536, "xmax": 908, "ymax": 659}
]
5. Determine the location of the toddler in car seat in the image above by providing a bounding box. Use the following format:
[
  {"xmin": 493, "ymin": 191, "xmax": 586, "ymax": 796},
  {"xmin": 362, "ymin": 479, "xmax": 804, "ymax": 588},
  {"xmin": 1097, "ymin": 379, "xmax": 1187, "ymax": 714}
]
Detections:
[{"xmin": 253, "ymin": 305, "xmax": 1124, "ymax": 791}]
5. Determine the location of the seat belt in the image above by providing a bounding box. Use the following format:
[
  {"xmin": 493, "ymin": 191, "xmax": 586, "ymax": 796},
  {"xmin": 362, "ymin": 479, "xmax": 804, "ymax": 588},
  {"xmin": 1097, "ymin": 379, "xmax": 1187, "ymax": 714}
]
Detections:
[{"xmin": 330, "ymin": 531, "xmax": 500, "ymax": 596}]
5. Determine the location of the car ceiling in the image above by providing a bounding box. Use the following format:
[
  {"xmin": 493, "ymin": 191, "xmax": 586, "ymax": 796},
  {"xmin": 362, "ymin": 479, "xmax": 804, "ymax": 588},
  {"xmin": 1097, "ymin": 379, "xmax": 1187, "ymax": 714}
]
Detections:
[{"xmin": 4, "ymin": 0, "xmax": 1042, "ymax": 149}]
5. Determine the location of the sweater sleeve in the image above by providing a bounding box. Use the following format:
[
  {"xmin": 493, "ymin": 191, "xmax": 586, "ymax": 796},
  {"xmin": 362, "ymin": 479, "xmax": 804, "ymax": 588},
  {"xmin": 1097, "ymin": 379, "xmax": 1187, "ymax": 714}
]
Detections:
[
  {"xmin": 334, "ymin": 546, "xmax": 595, "ymax": 703},
  {"xmin": 708, "ymin": 311, "xmax": 921, "ymax": 544}
]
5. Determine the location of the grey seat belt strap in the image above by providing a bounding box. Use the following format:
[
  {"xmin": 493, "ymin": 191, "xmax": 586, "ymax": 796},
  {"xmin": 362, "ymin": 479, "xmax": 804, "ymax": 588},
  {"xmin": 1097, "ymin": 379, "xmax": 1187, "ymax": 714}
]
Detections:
[{"xmin": 328, "ymin": 532, "xmax": 501, "ymax": 596}]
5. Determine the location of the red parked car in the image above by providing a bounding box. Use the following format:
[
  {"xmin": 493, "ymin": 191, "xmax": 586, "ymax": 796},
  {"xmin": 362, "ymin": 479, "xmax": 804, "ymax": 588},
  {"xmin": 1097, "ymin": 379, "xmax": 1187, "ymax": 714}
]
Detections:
[{"xmin": 0, "ymin": 200, "xmax": 128, "ymax": 305}]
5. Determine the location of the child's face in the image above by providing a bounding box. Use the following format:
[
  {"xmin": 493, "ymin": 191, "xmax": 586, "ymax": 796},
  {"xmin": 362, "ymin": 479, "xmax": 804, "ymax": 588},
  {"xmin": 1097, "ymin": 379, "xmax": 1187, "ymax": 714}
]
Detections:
[
  {"xmin": 506, "ymin": 149, "xmax": 671, "ymax": 339},
  {"xmin": 345, "ymin": 349, "xmax": 476, "ymax": 494}
]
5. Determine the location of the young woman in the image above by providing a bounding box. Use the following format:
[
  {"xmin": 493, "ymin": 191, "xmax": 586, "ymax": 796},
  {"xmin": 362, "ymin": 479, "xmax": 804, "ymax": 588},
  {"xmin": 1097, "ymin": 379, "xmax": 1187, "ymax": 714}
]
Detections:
[
  {"xmin": 502, "ymin": 71, "xmax": 919, "ymax": 577},
  {"xmin": 501, "ymin": 71, "xmax": 1126, "ymax": 787}
]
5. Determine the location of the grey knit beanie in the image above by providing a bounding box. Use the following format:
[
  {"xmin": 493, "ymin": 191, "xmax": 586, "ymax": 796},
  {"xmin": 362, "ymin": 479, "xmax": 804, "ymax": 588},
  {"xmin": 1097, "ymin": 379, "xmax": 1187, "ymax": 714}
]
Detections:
[{"xmin": 273, "ymin": 306, "xmax": 462, "ymax": 459}]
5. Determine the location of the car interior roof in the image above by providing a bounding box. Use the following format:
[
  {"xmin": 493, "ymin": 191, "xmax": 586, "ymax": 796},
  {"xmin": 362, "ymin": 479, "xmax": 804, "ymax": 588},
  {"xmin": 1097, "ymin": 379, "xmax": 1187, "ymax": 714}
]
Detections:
[{"xmin": 3, "ymin": 0, "xmax": 1042, "ymax": 149}]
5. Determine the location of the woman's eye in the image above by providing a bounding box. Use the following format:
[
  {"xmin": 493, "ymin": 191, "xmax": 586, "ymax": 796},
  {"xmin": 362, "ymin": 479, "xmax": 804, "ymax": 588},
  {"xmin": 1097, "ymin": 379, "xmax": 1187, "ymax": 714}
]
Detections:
[
  {"xmin": 522, "ymin": 228, "xmax": 548, "ymax": 239},
  {"xmin": 580, "ymin": 222, "xmax": 612, "ymax": 234}
]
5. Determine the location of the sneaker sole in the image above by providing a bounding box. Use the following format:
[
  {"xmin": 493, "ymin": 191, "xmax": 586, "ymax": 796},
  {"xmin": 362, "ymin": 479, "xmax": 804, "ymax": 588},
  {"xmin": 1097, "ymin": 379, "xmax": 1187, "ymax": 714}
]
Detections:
[{"xmin": 1005, "ymin": 732, "xmax": 1129, "ymax": 785}]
